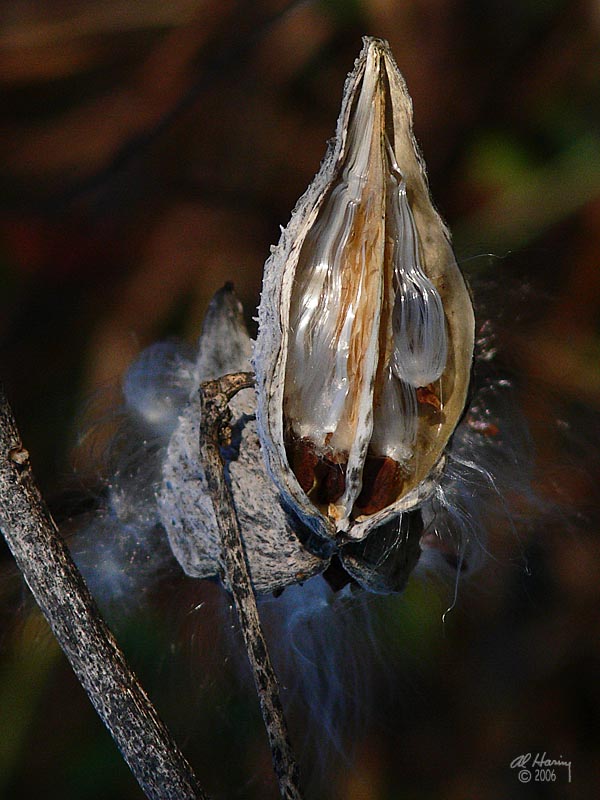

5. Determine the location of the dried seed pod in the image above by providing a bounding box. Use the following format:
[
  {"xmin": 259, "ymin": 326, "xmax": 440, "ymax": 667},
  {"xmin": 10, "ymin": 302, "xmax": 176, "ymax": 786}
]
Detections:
[
  {"xmin": 158, "ymin": 285, "xmax": 326, "ymax": 593},
  {"xmin": 255, "ymin": 37, "xmax": 474, "ymax": 543}
]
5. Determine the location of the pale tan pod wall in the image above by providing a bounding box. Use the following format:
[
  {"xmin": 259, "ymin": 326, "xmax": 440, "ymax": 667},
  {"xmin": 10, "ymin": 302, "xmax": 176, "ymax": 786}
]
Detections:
[{"xmin": 380, "ymin": 46, "xmax": 475, "ymax": 495}]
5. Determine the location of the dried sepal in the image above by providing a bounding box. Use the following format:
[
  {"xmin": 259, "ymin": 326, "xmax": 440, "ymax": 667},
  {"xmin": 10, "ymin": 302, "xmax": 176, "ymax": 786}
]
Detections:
[{"xmin": 255, "ymin": 37, "xmax": 474, "ymax": 543}]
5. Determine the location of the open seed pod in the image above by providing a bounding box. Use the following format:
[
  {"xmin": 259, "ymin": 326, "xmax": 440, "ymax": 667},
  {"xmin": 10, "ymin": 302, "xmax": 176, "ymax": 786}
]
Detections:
[{"xmin": 255, "ymin": 37, "xmax": 474, "ymax": 544}]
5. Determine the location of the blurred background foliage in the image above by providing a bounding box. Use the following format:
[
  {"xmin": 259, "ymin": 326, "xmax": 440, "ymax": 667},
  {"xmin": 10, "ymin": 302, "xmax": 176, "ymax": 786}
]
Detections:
[{"xmin": 0, "ymin": 0, "xmax": 599, "ymax": 798}]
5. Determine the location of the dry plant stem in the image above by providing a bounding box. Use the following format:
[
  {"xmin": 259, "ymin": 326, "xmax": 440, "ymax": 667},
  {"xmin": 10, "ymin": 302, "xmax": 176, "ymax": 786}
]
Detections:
[
  {"xmin": 0, "ymin": 386, "xmax": 208, "ymax": 800},
  {"xmin": 198, "ymin": 373, "xmax": 303, "ymax": 800}
]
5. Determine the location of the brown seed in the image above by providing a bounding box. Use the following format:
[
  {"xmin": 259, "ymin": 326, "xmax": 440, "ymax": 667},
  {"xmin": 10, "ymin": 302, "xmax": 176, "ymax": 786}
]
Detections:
[
  {"xmin": 356, "ymin": 456, "xmax": 404, "ymax": 516},
  {"xmin": 416, "ymin": 384, "xmax": 442, "ymax": 411},
  {"xmin": 289, "ymin": 438, "xmax": 319, "ymax": 495},
  {"xmin": 320, "ymin": 458, "xmax": 347, "ymax": 504}
]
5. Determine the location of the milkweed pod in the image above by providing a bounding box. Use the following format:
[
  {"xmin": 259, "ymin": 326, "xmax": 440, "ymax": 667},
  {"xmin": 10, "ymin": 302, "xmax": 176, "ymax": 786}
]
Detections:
[{"xmin": 255, "ymin": 37, "xmax": 474, "ymax": 542}]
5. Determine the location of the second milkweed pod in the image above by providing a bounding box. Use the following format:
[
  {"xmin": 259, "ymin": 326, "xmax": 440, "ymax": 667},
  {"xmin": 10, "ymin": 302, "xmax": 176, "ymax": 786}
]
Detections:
[{"xmin": 255, "ymin": 37, "xmax": 474, "ymax": 542}]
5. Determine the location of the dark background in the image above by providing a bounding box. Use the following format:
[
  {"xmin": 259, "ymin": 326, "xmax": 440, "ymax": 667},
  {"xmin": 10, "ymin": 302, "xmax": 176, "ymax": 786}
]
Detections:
[{"xmin": 1, "ymin": 1, "xmax": 599, "ymax": 798}]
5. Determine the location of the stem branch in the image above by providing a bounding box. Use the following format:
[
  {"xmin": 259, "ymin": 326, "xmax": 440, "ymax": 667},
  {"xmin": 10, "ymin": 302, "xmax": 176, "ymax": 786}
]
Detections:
[
  {"xmin": 198, "ymin": 372, "xmax": 303, "ymax": 800},
  {"xmin": 0, "ymin": 385, "xmax": 207, "ymax": 800}
]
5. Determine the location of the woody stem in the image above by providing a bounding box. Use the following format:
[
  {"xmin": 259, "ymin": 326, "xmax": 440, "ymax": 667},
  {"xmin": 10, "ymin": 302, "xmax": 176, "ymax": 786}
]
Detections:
[
  {"xmin": 198, "ymin": 372, "xmax": 304, "ymax": 800},
  {"xmin": 0, "ymin": 385, "xmax": 207, "ymax": 800}
]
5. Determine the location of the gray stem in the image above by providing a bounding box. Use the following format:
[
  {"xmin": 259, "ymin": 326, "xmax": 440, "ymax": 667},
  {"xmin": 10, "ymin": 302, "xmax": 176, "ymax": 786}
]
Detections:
[
  {"xmin": 198, "ymin": 372, "xmax": 303, "ymax": 800},
  {"xmin": 0, "ymin": 385, "xmax": 208, "ymax": 800}
]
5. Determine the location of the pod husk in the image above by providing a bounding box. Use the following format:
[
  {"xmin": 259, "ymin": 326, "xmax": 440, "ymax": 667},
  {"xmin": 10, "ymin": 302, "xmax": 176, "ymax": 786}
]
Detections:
[{"xmin": 255, "ymin": 37, "xmax": 474, "ymax": 544}]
